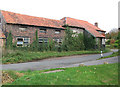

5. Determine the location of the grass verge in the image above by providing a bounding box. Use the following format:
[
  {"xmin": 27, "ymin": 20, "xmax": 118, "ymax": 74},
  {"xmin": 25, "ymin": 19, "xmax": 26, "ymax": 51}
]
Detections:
[
  {"xmin": 98, "ymin": 52, "xmax": 118, "ymax": 60},
  {"xmin": 2, "ymin": 48, "xmax": 111, "ymax": 64},
  {"xmin": 3, "ymin": 63, "xmax": 118, "ymax": 85}
]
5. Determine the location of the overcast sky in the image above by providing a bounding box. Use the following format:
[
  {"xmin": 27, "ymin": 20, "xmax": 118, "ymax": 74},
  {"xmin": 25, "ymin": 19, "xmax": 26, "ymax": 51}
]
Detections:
[{"xmin": 0, "ymin": 0, "xmax": 119, "ymax": 32}]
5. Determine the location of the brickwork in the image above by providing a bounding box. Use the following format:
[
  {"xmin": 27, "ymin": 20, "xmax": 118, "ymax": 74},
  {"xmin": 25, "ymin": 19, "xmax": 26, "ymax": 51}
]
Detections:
[{"xmin": 5, "ymin": 24, "xmax": 65, "ymax": 43}]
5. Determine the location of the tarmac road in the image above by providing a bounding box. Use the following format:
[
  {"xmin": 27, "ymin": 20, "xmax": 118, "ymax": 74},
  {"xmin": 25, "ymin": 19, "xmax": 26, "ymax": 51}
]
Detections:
[{"xmin": 1, "ymin": 49, "xmax": 118, "ymax": 71}]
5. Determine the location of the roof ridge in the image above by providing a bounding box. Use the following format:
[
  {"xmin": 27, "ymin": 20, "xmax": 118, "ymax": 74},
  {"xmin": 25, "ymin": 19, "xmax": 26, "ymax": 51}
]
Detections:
[{"xmin": 1, "ymin": 10, "xmax": 62, "ymax": 22}]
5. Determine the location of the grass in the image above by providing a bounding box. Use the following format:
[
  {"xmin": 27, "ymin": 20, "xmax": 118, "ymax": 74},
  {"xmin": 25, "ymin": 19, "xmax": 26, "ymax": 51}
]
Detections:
[
  {"xmin": 3, "ymin": 63, "xmax": 118, "ymax": 85},
  {"xmin": 2, "ymin": 48, "xmax": 111, "ymax": 64},
  {"xmin": 98, "ymin": 52, "xmax": 118, "ymax": 60}
]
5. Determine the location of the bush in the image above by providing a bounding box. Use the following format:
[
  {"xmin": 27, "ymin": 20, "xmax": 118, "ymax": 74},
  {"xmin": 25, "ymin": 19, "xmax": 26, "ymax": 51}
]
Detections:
[
  {"xmin": 113, "ymin": 43, "xmax": 118, "ymax": 48},
  {"xmin": 106, "ymin": 39, "xmax": 110, "ymax": 45},
  {"xmin": 110, "ymin": 39, "xmax": 115, "ymax": 44},
  {"xmin": 6, "ymin": 31, "xmax": 13, "ymax": 49},
  {"xmin": 84, "ymin": 35, "xmax": 96, "ymax": 50}
]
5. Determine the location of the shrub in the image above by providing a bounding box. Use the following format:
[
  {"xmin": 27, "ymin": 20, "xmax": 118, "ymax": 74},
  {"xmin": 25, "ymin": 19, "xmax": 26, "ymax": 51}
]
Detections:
[
  {"xmin": 110, "ymin": 39, "xmax": 115, "ymax": 44},
  {"xmin": 84, "ymin": 35, "xmax": 96, "ymax": 50},
  {"xmin": 106, "ymin": 39, "xmax": 110, "ymax": 45},
  {"xmin": 6, "ymin": 31, "xmax": 13, "ymax": 49},
  {"xmin": 31, "ymin": 30, "xmax": 39, "ymax": 51}
]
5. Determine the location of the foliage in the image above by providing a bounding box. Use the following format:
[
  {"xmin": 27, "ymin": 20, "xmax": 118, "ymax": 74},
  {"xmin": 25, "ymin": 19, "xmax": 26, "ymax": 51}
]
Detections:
[
  {"xmin": 72, "ymin": 33, "xmax": 85, "ymax": 51},
  {"xmin": 6, "ymin": 31, "xmax": 13, "ymax": 49},
  {"xmin": 105, "ymin": 39, "xmax": 110, "ymax": 45},
  {"xmin": 98, "ymin": 52, "xmax": 118, "ymax": 60},
  {"xmin": 105, "ymin": 29, "xmax": 119, "ymax": 49},
  {"xmin": 6, "ymin": 63, "xmax": 118, "ymax": 85},
  {"xmin": 31, "ymin": 30, "xmax": 39, "ymax": 51},
  {"xmin": 110, "ymin": 39, "xmax": 115, "ymax": 44},
  {"xmin": 2, "ymin": 48, "xmax": 110, "ymax": 64},
  {"xmin": 39, "ymin": 41, "xmax": 46, "ymax": 52},
  {"xmin": 49, "ymin": 39, "xmax": 55, "ymax": 51},
  {"xmin": 118, "ymin": 31, "xmax": 120, "ymax": 55},
  {"xmin": 62, "ymin": 26, "xmax": 74, "ymax": 51},
  {"xmin": 62, "ymin": 26, "xmax": 85, "ymax": 51},
  {"xmin": 84, "ymin": 35, "xmax": 96, "ymax": 50},
  {"xmin": 106, "ymin": 28, "xmax": 118, "ymax": 40}
]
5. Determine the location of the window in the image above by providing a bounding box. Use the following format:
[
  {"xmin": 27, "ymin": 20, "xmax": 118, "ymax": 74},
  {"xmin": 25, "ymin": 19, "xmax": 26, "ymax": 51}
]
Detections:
[
  {"xmin": 17, "ymin": 38, "xmax": 23, "ymax": 46},
  {"xmin": 16, "ymin": 37, "xmax": 30, "ymax": 47},
  {"xmin": 72, "ymin": 30, "xmax": 77, "ymax": 33},
  {"xmin": 39, "ymin": 37, "xmax": 48, "ymax": 43},
  {"xmin": 55, "ymin": 30, "xmax": 60, "ymax": 34},
  {"xmin": 24, "ymin": 38, "xmax": 30, "ymax": 46},
  {"xmin": 53, "ymin": 38, "xmax": 62, "ymax": 43},
  {"xmin": 40, "ymin": 29, "xmax": 46, "ymax": 33},
  {"xmin": 19, "ymin": 27, "xmax": 27, "ymax": 31}
]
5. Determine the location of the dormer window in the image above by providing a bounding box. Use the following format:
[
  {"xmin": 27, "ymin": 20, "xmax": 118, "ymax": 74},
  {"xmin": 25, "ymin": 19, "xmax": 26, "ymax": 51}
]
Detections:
[
  {"xmin": 55, "ymin": 30, "xmax": 60, "ymax": 34},
  {"xmin": 40, "ymin": 29, "xmax": 46, "ymax": 33}
]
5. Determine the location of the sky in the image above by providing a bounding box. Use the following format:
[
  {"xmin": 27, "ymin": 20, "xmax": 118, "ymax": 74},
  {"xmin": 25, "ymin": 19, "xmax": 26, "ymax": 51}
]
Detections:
[{"xmin": 0, "ymin": 0, "xmax": 119, "ymax": 32}]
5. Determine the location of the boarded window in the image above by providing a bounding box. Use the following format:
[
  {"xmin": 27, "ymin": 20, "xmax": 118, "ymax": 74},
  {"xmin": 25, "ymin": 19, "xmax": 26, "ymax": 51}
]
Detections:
[{"xmin": 55, "ymin": 30, "xmax": 60, "ymax": 34}]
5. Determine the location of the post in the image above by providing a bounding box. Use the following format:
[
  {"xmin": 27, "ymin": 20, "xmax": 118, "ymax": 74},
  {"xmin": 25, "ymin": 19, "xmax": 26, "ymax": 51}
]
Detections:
[{"xmin": 101, "ymin": 51, "xmax": 103, "ymax": 58}]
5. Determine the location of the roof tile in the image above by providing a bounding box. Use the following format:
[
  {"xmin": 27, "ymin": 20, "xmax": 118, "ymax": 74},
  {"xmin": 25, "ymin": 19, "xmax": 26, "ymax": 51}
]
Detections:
[
  {"xmin": 1, "ymin": 10, "xmax": 63, "ymax": 28},
  {"xmin": 61, "ymin": 17, "xmax": 105, "ymax": 37}
]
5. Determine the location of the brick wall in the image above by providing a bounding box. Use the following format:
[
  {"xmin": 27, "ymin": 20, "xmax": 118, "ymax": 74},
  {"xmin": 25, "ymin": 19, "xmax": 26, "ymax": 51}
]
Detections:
[{"xmin": 5, "ymin": 24, "xmax": 65, "ymax": 43}]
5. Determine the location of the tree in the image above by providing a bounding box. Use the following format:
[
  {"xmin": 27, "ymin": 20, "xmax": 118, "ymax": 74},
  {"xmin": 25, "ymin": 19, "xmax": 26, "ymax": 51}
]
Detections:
[
  {"xmin": 84, "ymin": 35, "xmax": 96, "ymax": 50},
  {"xmin": 31, "ymin": 30, "xmax": 39, "ymax": 51},
  {"xmin": 75, "ymin": 33, "xmax": 85, "ymax": 50},
  {"xmin": 61, "ymin": 26, "xmax": 74, "ymax": 51},
  {"xmin": 6, "ymin": 31, "xmax": 13, "ymax": 49},
  {"xmin": 106, "ymin": 28, "xmax": 118, "ymax": 40},
  {"xmin": 49, "ymin": 39, "xmax": 55, "ymax": 51}
]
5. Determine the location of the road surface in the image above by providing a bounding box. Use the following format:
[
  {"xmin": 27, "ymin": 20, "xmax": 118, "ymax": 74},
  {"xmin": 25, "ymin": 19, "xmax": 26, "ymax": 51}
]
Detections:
[{"xmin": 1, "ymin": 49, "xmax": 118, "ymax": 71}]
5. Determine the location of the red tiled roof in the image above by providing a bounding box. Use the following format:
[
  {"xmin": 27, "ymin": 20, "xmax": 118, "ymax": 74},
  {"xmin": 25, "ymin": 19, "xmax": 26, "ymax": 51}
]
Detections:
[
  {"xmin": 1, "ymin": 10, "xmax": 64, "ymax": 29},
  {"xmin": 1, "ymin": 10, "xmax": 105, "ymax": 38},
  {"xmin": 61, "ymin": 17, "xmax": 105, "ymax": 37}
]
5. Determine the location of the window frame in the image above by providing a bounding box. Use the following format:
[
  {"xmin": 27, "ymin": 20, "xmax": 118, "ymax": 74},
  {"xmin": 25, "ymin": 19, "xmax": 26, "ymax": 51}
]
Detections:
[
  {"xmin": 39, "ymin": 37, "xmax": 48, "ymax": 43},
  {"xmin": 55, "ymin": 30, "xmax": 61, "ymax": 34},
  {"xmin": 39, "ymin": 29, "xmax": 47, "ymax": 33},
  {"xmin": 16, "ymin": 37, "xmax": 30, "ymax": 47}
]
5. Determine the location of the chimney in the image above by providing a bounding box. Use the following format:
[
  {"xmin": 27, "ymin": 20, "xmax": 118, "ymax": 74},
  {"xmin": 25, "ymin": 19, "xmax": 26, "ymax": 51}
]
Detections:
[{"xmin": 95, "ymin": 22, "xmax": 98, "ymax": 27}]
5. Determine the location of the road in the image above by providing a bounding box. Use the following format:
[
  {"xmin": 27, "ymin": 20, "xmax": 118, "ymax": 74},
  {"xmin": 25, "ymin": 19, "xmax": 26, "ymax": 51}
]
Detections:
[{"xmin": 1, "ymin": 49, "xmax": 118, "ymax": 71}]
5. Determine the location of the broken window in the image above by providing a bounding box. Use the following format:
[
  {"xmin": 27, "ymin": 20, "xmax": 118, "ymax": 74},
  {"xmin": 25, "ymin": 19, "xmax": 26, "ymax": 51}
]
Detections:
[
  {"xmin": 17, "ymin": 38, "xmax": 23, "ymax": 47},
  {"xmin": 55, "ymin": 30, "xmax": 60, "ymax": 34},
  {"xmin": 16, "ymin": 37, "xmax": 30, "ymax": 47}
]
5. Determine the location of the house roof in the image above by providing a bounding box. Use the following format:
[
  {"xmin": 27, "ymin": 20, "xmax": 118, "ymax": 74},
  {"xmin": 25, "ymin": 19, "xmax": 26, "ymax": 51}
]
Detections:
[
  {"xmin": 61, "ymin": 17, "xmax": 105, "ymax": 37},
  {"xmin": 1, "ymin": 10, "xmax": 64, "ymax": 29},
  {"xmin": 1, "ymin": 10, "xmax": 105, "ymax": 38}
]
